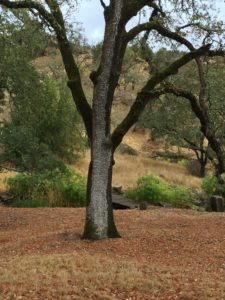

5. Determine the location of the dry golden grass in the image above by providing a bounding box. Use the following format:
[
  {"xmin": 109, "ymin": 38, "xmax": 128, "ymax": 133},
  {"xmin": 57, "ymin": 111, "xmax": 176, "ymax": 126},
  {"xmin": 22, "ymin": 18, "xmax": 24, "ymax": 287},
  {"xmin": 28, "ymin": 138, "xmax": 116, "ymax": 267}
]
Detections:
[
  {"xmin": 0, "ymin": 253, "xmax": 162, "ymax": 299},
  {"xmin": 0, "ymin": 171, "xmax": 18, "ymax": 193},
  {"xmin": 0, "ymin": 130, "xmax": 201, "ymax": 194},
  {"xmin": 76, "ymin": 152, "xmax": 200, "ymax": 190},
  {"xmin": 75, "ymin": 129, "xmax": 201, "ymax": 190},
  {"xmin": 113, "ymin": 153, "xmax": 201, "ymax": 189}
]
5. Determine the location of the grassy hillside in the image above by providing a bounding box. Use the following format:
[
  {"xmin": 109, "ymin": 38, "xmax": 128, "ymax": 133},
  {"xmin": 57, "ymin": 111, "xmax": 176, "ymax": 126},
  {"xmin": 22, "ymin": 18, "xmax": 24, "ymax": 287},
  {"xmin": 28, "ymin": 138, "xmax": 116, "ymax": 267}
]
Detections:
[
  {"xmin": 75, "ymin": 130, "xmax": 201, "ymax": 190},
  {"xmin": 0, "ymin": 50, "xmax": 203, "ymax": 194}
]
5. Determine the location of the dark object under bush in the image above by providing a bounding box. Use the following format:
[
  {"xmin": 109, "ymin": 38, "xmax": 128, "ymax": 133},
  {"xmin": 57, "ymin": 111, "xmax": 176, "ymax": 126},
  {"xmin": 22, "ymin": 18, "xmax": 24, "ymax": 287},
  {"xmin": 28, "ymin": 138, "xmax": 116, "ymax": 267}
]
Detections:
[{"xmin": 209, "ymin": 196, "xmax": 224, "ymax": 212}]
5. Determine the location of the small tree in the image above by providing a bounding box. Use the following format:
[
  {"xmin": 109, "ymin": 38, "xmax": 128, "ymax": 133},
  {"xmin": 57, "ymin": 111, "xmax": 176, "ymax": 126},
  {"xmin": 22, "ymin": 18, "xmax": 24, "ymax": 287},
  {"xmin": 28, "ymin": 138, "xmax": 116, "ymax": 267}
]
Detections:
[
  {"xmin": 161, "ymin": 57, "xmax": 225, "ymax": 178},
  {"xmin": 138, "ymin": 49, "xmax": 225, "ymax": 177},
  {"xmin": 140, "ymin": 93, "xmax": 210, "ymax": 177},
  {"xmin": 0, "ymin": 0, "xmax": 224, "ymax": 239}
]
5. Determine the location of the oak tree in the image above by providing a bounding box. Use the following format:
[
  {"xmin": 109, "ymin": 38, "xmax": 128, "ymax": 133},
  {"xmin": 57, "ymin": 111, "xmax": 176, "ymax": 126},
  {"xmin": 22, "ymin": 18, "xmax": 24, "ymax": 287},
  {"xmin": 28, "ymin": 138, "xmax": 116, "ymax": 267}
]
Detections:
[{"xmin": 0, "ymin": 0, "xmax": 224, "ymax": 239}]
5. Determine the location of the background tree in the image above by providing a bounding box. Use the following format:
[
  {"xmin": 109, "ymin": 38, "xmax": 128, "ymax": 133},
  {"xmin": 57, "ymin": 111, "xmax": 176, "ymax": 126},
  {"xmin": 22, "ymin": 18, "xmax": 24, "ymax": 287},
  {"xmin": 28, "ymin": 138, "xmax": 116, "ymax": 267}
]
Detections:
[
  {"xmin": 139, "ymin": 92, "xmax": 210, "ymax": 177},
  {"xmin": 161, "ymin": 56, "xmax": 225, "ymax": 178},
  {"xmin": 0, "ymin": 0, "xmax": 224, "ymax": 239},
  {"xmin": 138, "ymin": 49, "xmax": 225, "ymax": 177},
  {"xmin": 0, "ymin": 12, "xmax": 85, "ymax": 171}
]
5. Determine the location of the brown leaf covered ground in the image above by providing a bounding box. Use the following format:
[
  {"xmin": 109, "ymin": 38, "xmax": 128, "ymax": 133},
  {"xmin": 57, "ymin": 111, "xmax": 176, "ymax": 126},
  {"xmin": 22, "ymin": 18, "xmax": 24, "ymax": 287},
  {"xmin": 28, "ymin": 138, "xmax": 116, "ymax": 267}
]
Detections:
[{"xmin": 0, "ymin": 207, "xmax": 225, "ymax": 300}]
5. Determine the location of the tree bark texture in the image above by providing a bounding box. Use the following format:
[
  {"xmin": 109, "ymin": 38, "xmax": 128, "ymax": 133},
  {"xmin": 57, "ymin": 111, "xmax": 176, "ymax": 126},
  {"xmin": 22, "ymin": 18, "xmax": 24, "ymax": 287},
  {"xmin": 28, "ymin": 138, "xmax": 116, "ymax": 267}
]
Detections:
[{"xmin": 83, "ymin": 1, "xmax": 125, "ymax": 239}]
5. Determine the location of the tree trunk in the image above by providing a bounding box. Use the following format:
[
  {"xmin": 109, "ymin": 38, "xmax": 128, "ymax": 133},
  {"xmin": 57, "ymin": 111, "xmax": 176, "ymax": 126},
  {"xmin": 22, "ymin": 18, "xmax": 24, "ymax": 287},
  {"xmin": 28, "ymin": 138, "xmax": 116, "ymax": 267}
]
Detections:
[
  {"xmin": 83, "ymin": 152, "xmax": 120, "ymax": 239},
  {"xmin": 83, "ymin": 1, "xmax": 125, "ymax": 239},
  {"xmin": 199, "ymin": 161, "xmax": 206, "ymax": 177},
  {"xmin": 199, "ymin": 149, "xmax": 207, "ymax": 177}
]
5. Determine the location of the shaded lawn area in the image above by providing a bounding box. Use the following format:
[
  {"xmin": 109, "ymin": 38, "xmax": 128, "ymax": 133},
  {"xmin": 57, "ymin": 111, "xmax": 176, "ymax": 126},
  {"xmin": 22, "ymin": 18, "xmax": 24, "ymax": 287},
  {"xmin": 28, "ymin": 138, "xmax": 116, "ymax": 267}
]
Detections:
[{"xmin": 0, "ymin": 207, "xmax": 225, "ymax": 299}]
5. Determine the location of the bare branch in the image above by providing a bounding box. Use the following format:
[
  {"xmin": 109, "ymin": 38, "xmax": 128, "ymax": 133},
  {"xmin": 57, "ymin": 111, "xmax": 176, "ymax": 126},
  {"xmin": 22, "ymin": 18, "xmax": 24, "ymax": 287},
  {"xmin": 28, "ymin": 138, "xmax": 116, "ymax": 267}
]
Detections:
[{"xmin": 99, "ymin": 0, "xmax": 106, "ymax": 9}]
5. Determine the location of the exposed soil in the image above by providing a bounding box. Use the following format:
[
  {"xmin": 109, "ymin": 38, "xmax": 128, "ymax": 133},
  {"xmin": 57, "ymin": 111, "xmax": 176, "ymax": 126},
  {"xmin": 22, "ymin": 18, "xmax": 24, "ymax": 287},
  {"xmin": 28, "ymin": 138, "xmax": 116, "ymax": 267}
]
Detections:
[{"xmin": 0, "ymin": 207, "xmax": 225, "ymax": 299}]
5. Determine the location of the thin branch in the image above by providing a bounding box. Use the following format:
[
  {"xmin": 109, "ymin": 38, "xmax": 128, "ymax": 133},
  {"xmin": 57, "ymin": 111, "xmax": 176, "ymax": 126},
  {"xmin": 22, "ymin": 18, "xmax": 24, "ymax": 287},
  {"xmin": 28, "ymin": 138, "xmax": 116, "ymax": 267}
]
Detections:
[
  {"xmin": 99, "ymin": 0, "xmax": 106, "ymax": 9},
  {"xmin": 0, "ymin": 0, "xmax": 61, "ymax": 32}
]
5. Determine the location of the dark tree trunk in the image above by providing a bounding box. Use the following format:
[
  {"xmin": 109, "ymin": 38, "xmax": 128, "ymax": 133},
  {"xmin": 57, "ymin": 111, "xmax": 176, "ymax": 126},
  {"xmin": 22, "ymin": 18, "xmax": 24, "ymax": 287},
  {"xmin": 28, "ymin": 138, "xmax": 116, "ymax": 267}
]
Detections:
[
  {"xmin": 83, "ymin": 154, "xmax": 120, "ymax": 239},
  {"xmin": 198, "ymin": 147, "xmax": 207, "ymax": 178},
  {"xmin": 199, "ymin": 161, "xmax": 206, "ymax": 177}
]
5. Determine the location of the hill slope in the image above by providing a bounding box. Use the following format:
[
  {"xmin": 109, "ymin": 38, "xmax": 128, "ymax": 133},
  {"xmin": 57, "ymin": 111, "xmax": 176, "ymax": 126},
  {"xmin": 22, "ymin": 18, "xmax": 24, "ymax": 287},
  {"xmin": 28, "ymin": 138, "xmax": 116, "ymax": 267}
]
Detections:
[{"xmin": 75, "ymin": 130, "xmax": 201, "ymax": 190}]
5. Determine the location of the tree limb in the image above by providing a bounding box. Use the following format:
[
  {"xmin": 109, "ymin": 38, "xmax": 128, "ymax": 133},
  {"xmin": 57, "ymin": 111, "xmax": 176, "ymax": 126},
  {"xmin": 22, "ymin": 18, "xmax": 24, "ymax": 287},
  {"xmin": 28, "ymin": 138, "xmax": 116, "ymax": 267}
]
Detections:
[
  {"xmin": 0, "ymin": 0, "xmax": 93, "ymax": 140},
  {"xmin": 111, "ymin": 44, "xmax": 213, "ymax": 150},
  {"xmin": 99, "ymin": 0, "xmax": 107, "ymax": 9}
]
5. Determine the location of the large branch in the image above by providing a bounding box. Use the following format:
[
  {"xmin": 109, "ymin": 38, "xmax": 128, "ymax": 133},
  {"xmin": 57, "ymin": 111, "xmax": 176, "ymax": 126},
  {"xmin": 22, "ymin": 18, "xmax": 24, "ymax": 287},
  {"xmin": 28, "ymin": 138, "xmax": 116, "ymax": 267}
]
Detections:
[
  {"xmin": 111, "ymin": 44, "xmax": 213, "ymax": 150},
  {"xmin": 162, "ymin": 85, "xmax": 225, "ymax": 173},
  {"xmin": 127, "ymin": 19, "xmax": 225, "ymax": 55},
  {"xmin": 0, "ymin": 0, "xmax": 61, "ymax": 31},
  {"xmin": 123, "ymin": 0, "xmax": 164, "ymax": 25},
  {"xmin": 0, "ymin": 0, "xmax": 93, "ymax": 140},
  {"xmin": 126, "ymin": 20, "xmax": 195, "ymax": 49}
]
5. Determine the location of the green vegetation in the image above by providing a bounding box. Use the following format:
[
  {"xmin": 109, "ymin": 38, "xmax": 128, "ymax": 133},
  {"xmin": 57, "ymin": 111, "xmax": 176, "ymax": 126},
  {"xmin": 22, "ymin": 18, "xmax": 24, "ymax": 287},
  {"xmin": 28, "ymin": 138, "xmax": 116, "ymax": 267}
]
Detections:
[
  {"xmin": 138, "ymin": 49, "xmax": 225, "ymax": 177},
  {"xmin": 6, "ymin": 168, "xmax": 86, "ymax": 208},
  {"xmin": 116, "ymin": 143, "xmax": 138, "ymax": 156},
  {"xmin": 201, "ymin": 174, "xmax": 225, "ymax": 199},
  {"xmin": 126, "ymin": 173, "xmax": 196, "ymax": 208},
  {"xmin": 0, "ymin": 12, "xmax": 86, "ymax": 172}
]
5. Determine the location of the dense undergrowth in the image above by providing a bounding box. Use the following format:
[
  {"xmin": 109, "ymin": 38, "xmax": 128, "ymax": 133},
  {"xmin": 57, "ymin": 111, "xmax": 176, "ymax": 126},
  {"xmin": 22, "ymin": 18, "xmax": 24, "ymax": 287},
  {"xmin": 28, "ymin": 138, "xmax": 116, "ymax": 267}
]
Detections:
[
  {"xmin": 126, "ymin": 173, "xmax": 197, "ymax": 208},
  {"xmin": 5, "ymin": 166, "xmax": 225, "ymax": 209},
  {"xmin": 6, "ymin": 168, "xmax": 86, "ymax": 208},
  {"xmin": 201, "ymin": 174, "xmax": 225, "ymax": 199}
]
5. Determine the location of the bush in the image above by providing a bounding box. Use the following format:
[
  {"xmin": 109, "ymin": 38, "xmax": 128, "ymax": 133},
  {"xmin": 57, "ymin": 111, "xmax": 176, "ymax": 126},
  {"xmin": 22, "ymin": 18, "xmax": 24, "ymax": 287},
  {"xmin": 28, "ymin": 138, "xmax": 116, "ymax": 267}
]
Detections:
[
  {"xmin": 0, "ymin": 124, "xmax": 66, "ymax": 172},
  {"xmin": 6, "ymin": 168, "xmax": 86, "ymax": 208},
  {"xmin": 11, "ymin": 198, "xmax": 49, "ymax": 208},
  {"xmin": 201, "ymin": 174, "xmax": 225, "ymax": 198},
  {"xmin": 0, "ymin": 34, "xmax": 86, "ymax": 171},
  {"xmin": 126, "ymin": 173, "xmax": 196, "ymax": 208},
  {"xmin": 177, "ymin": 159, "xmax": 189, "ymax": 168},
  {"xmin": 116, "ymin": 143, "xmax": 138, "ymax": 156}
]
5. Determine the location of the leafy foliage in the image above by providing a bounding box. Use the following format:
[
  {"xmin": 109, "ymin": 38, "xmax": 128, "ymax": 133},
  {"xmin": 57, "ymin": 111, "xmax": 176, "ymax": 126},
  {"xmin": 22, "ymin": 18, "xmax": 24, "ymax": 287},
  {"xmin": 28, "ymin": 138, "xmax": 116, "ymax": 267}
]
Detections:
[
  {"xmin": 126, "ymin": 173, "xmax": 196, "ymax": 208},
  {"xmin": 201, "ymin": 174, "xmax": 225, "ymax": 199},
  {"xmin": 6, "ymin": 168, "xmax": 86, "ymax": 208},
  {"xmin": 0, "ymin": 13, "xmax": 86, "ymax": 171},
  {"xmin": 138, "ymin": 48, "xmax": 225, "ymax": 176},
  {"xmin": 0, "ymin": 124, "xmax": 66, "ymax": 172}
]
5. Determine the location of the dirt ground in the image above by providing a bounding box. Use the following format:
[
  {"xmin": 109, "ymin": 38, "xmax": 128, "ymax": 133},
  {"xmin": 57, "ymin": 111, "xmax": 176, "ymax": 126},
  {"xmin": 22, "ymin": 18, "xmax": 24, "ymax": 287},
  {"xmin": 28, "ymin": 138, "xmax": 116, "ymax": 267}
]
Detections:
[{"xmin": 0, "ymin": 207, "xmax": 225, "ymax": 299}]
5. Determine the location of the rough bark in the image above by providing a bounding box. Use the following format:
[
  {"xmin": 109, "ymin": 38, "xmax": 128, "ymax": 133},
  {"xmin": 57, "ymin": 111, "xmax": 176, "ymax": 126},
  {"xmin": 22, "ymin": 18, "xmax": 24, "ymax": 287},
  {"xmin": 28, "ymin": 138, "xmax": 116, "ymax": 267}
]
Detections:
[{"xmin": 83, "ymin": 1, "xmax": 125, "ymax": 239}]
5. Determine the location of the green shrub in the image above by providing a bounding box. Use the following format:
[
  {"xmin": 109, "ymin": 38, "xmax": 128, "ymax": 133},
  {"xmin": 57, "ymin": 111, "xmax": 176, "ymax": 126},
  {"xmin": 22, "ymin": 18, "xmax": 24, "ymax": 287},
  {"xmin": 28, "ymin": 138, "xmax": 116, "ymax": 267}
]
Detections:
[
  {"xmin": 116, "ymin": 143, "xmax": 138, "ymax": 156},
  {"xmin": 177, "ymin": 159, "xmax": 189, "ymax": 168},
  {"xmin": 11, "ymin": 198, "xmax": 49, "ymax": 208},
  {"xmin": 6, "ymin": 168, "xmax": 86, "ymax": 208},
  {"xmin": 0, "ymin": 124, "xmax": 67, "ymax": 172},
  {"xmin": 126, "ymin": 173, "xmax": 196, "ymax": 208},
  {"xmin": 201, "ymin": 174, "xmax": 225, "ymax": 198}
]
